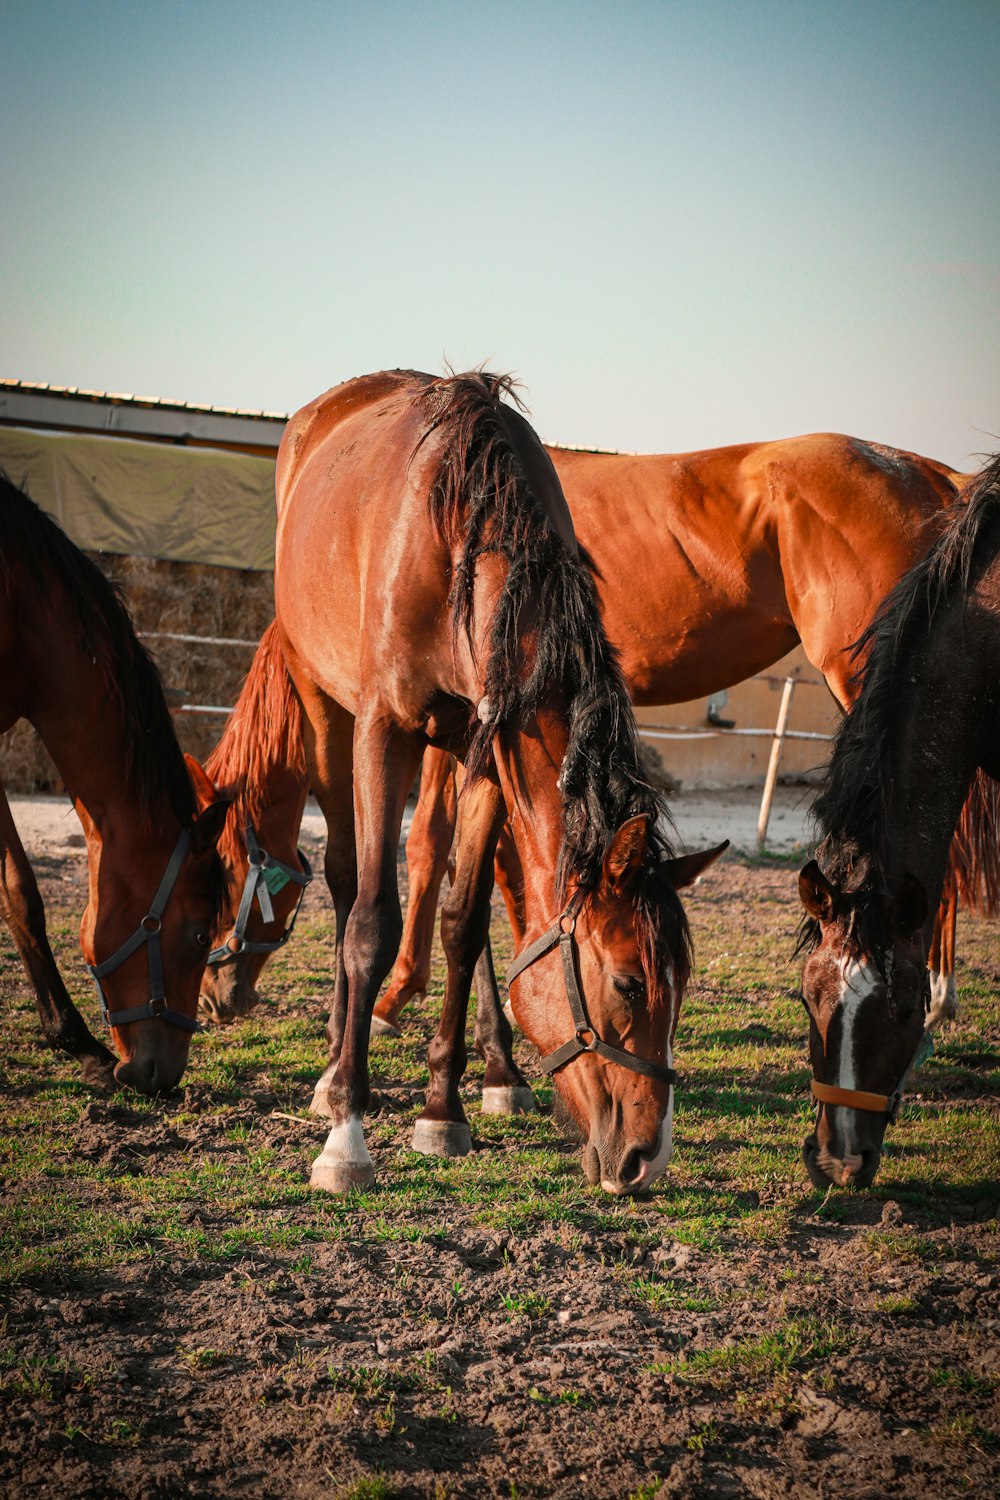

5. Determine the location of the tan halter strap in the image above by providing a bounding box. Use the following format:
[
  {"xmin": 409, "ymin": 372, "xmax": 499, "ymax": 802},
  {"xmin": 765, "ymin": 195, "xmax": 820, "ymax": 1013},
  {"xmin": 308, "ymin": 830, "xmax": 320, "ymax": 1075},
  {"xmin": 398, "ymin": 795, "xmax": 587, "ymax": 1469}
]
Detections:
[{"xmin": 810, "ymin": 1079, "xmax": 898, "ymax": 1116}]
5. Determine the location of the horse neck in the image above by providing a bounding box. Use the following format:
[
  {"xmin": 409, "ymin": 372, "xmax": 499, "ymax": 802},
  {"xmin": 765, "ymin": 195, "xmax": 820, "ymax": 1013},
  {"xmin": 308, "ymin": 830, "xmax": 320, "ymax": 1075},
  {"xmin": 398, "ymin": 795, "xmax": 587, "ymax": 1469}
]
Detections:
[
  {"xmin": 491, "ymin": 706, "xmax": 572, "ymax": 925},
  {"xmin": 861, "ymin": 620, "xmax": 984, "ymax": 927},
  {"xmin": 205, "ymin": 632, "xmax": 309, "ymax": 868},
  {"xmin": 25, "ymin": 624, "xmax": 183, "ymax": 854}
]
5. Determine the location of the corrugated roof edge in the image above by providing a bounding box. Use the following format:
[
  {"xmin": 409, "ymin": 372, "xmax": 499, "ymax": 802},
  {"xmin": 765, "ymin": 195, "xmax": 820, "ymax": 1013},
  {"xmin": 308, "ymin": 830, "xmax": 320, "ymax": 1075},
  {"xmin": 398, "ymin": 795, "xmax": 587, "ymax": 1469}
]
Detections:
[{"xmin": 0, "ymin": 378, "xmax": 289, "ymax": 424}]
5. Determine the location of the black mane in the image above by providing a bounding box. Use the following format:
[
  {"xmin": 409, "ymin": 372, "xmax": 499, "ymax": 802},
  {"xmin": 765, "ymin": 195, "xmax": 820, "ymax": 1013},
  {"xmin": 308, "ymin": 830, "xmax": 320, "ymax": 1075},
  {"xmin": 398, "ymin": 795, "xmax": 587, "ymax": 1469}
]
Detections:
[
  {"xmin": 0, "ymin": 471, "xmax": 198, "ymax": 826},
  {"xmin": 417, "ymin": 372, "xmax": 692, "ymax": 1006},
  {"xmin": 802, "ymin": 453, "xmax": 1000, "ymax": 955}
]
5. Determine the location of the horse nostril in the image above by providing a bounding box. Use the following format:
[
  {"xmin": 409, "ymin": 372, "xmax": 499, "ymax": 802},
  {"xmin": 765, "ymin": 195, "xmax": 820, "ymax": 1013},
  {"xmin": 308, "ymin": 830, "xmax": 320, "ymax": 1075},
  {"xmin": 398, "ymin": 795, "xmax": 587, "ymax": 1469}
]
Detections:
[{"xmin": 619, "ymin": 1146, "xmax": 644, "ymax": 1186}]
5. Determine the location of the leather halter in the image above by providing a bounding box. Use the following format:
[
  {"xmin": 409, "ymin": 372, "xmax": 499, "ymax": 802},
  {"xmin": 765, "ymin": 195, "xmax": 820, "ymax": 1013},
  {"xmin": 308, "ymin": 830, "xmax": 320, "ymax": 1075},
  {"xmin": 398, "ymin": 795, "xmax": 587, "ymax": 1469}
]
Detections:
[
  {"xmin": 87, "ymin": 827, "xmax": 201, "ymax": 1034},
  {"xmin": 505, "ymin": 893, "xmax": 675, "ymax": 1087},
  {"xmin": 207, "ymin": 822, "xmax": 312, "ymax": 967},
  {"xmin": 810, "ymin": 1030, "xmax": 934, "ymax": 1121}
]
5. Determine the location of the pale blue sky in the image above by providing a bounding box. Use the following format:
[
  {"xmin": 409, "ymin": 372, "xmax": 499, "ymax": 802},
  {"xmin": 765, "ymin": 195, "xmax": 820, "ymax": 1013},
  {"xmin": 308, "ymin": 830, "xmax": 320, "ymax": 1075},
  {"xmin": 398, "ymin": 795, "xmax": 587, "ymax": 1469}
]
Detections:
[{"xmin": 2, "ymin": 0, "xmax": 998, "ymax": 467}]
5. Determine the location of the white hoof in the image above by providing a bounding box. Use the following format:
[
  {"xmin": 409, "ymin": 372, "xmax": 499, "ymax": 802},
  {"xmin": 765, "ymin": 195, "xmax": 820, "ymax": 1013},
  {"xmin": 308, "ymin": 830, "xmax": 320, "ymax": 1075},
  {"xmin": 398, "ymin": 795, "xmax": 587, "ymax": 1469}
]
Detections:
[
  {"xmin": 410, "ymin": 1118, "xmax": 473, "ymax": 1157},
  {"xmin": 370, "ymin": 1014, "xmax": 402, "ymax": 1038},
  {"xmin": 310, "ymin": 1158, "xmax": 376, "ymax": 1193},
  {"xmin": 309, "ymin": 1063, "xmax": 337, "ymax": 1119},
  {"xmin": 310, "ymin": 1117, "xmax": 375, "ymax": 1194},
  {"xmin": 927, "ymin": 971, "xmax": 960, "ymax": 1029},
  {"xmin": 481, "ymin": 1085, "xmax": 538, "ymax": 1116}
]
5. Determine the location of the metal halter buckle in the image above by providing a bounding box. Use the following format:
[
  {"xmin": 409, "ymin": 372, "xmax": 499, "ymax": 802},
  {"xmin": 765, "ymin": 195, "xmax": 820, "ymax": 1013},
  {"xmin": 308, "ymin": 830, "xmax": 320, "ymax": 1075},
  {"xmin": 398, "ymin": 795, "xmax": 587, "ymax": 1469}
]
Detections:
[
  {"xmin": 207, "ymin": 821, "xmax": 312, "ymax": 968},
  {"xmin": 86, "ymin": 827, "xmax": 203, "ymax": 1035},
  {"xmin": 506, "ymin": 895, "xmax": 675, "ymax": 1089}
]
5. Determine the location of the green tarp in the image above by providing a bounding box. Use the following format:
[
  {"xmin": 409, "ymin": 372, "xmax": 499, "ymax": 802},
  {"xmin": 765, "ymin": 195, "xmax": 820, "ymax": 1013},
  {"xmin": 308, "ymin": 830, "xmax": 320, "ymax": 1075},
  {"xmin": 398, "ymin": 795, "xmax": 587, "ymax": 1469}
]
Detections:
[{"xmin": 0, "ymin": 425, "xmax": 277, "ymax": 570}]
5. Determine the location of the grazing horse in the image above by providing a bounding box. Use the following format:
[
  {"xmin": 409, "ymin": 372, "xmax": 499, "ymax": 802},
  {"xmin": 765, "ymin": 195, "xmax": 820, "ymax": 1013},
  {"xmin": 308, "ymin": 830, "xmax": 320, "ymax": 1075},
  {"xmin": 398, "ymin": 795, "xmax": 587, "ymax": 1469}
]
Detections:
[
  {"xmin": 0, "ymin": 475, "xmax": 229, "ymax": 1093},
  {"xmin": 371, "ymin": 431, "xmax": 968, "ymax": 1035},
  {"xmin": 274, "ymin": 370, "xmax": 723, "ymax": 1196},
  {"xmin": 198, "ymin": 622, "xmax": 312, "ymax": 1024},
  {"xmin": 797, "ymin": 453, "xmax": 1000, "ymax": 1189}
]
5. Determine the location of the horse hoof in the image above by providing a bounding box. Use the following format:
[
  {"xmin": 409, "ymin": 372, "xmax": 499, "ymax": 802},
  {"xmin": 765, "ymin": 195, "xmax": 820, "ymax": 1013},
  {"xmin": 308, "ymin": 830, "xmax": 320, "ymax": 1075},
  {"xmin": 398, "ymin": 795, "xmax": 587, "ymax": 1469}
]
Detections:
[
  {"xmin": 309, "ymin": 1157, "xmax": 376, "ymax": 1194},
  {"xmin": 308, "ymin": 1080, "xmax": 336, "ymax": 1119},
  {"xmin": 503, "ymin": 1000, "xmax": 517, "ymax": 1030},
  {"xmin": 370, "ymin": 1014, "xmax": 402, "ymax": 1039},
  {"xmin": 410, "ymin": 1118, "xmax": 473, "ymax": 1157},
  {"xmin": 481, "ymin": 1085, "xmax": 537, "ymax": 1115}
]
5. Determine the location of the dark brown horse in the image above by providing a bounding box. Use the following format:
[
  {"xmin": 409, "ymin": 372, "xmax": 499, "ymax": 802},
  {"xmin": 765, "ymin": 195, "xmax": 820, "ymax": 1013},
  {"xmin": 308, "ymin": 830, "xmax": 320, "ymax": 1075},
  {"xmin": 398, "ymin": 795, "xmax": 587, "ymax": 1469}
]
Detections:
[
  {"xmin": 274, "ymin": 370, "xmax": 723, "ymax": 1196},
  {"xmin": 0, "ymin": 474, "xmax": 230, "ymax": 1093},
  {"xmin": 798, "ymin": 454, "xmax": 1000, "ymax": 1189}
]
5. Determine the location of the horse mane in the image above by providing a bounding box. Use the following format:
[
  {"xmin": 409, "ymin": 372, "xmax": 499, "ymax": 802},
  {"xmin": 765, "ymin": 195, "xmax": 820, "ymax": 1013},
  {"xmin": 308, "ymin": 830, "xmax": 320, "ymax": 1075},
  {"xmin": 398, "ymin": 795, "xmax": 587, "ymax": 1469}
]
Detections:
[
  {"xmin": 0, "ymin": 471, "xmax": 197, "ymax": 826},
  {"xmin": 205, "ymin": 620, "xmax": 307, "ymax": 872},
  {"xmin": 416, "ymin": 371, "xmax": 692, "ymax": 1008},
  {"xmin": 803, "ymin": 452, "xmax": 1000, "ymax": 953}
]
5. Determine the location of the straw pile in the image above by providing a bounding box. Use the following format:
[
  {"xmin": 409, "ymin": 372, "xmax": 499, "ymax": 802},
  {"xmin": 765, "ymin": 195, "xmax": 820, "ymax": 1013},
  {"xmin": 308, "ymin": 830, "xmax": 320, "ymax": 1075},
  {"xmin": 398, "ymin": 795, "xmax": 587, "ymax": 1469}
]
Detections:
[{"xmin": 0, "ymin": 555, "xmax": 275, "ymax": 793}]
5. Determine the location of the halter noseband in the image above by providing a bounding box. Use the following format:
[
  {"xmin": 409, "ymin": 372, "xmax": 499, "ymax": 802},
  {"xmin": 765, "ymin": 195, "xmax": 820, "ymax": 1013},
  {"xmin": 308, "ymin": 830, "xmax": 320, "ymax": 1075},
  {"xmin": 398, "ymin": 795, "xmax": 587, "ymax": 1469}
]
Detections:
[
  {"xmin": 505, "ymin": 893, "xmax": 675, "ymax": 1088},
  {"xmin": 87, "ymin": 827, "xmax": 202, "ymax": 1034},
  {"xmin": 207, "ymin": 821, "xmax": 312, "ymax": 967},
  {"xmin": 810, "ymin": 948, "xmax": 934, "ymax": 1121}
]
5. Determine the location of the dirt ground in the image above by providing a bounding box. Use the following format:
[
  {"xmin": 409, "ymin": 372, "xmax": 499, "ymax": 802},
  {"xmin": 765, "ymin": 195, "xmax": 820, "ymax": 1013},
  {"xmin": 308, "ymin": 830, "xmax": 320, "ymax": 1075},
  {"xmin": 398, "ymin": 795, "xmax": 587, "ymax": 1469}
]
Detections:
[{"xmin": 0, "ymin": 796, "xmax": 997, "ymax": 1500}]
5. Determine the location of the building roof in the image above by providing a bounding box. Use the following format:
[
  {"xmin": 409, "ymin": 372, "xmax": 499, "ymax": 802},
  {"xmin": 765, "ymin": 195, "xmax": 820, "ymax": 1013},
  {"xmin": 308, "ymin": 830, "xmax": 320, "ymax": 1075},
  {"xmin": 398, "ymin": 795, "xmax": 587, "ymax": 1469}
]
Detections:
[{"xmin": 0, "ymin": 379, "xmax": 289, "ymax": 457}]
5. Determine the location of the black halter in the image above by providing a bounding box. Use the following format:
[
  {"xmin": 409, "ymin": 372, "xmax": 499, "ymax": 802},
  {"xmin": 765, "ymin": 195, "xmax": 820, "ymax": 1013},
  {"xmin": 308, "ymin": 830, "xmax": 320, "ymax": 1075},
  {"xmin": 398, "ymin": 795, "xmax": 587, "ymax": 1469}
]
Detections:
[
  {"xmin": 506, "ymin": 893, "xmax": 675, "ymax": 1087},
  {"xmin": 87, "ymin": 827, "xmax": 202, "ymax": 1034},
  {"xmin": 207, "ymin": 821, "xmax": 312, "ymax": 967}
]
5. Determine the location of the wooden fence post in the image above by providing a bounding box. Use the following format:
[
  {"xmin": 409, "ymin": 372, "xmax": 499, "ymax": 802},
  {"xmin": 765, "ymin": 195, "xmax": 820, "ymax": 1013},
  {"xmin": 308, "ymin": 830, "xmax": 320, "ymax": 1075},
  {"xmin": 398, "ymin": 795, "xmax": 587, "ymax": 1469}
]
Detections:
[{"xmin": 756, "ymin": 676, "xmax": 796, "ymax": 852}]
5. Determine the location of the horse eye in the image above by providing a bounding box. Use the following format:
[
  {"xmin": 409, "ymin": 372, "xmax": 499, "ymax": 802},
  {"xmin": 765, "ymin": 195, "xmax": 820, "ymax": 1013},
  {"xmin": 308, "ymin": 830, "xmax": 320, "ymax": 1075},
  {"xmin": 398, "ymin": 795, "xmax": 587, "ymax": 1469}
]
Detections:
[
  {"xmin": 195, "ymin": 931, "xmax": 210, "ymax": 949},
  {"xmin": 613, "ymin": 974, "xmax": 645, "ymax": 997}
]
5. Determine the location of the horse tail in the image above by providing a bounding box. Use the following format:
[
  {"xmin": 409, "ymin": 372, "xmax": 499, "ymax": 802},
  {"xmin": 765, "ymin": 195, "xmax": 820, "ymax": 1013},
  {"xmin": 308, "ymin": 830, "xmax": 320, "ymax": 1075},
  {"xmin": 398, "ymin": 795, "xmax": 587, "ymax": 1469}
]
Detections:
[
  {"xmin": 948, "ymin": 768, "xmax": 1000, "ymax": 918},
  {"xmin": 205, "ymin": 620, "xmax": 307, "ymax": 870}
]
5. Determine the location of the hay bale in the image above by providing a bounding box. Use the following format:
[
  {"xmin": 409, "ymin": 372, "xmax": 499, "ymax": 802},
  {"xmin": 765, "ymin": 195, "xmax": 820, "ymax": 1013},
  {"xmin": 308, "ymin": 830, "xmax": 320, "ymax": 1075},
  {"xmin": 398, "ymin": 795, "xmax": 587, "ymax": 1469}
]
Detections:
[{"xmin": 0, "ymin": 555, "xmax": 275, "ymax": 793}]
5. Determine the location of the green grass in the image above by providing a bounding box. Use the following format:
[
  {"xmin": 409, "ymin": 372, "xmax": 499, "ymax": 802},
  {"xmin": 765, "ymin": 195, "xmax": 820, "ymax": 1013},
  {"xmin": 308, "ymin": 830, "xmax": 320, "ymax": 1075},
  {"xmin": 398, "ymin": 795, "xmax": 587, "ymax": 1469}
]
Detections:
[{"xmin": 1, "ymin": 854, "xmax": 997, "ymax": 1291}]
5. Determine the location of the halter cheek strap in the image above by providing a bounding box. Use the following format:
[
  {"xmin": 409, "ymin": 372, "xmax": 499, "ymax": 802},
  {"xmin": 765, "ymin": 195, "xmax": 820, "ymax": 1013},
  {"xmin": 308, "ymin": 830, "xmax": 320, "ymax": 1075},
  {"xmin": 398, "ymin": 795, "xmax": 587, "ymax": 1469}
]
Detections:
[
  {"xmin": 207, "ymin": 822, "xmax": 312, "ymax": 967},
  {"xmin": 87, "ymin": 827, "xmax": 202, "ymax": 1034},
  {"xmin": 506, "ymin": 902, "xmax": 675, "ymax": 1088}
]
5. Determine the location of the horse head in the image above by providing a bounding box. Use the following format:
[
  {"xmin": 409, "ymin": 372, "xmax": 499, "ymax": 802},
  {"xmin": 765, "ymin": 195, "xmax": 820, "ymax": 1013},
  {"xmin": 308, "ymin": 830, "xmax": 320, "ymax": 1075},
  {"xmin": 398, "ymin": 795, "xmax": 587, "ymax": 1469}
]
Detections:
[
  {"xmin": 797, "ymin": 858, "xmax": 929, "ymax": 1189},
  {"xmin": 509, "ymin": 817, "xmax": 727, "ymax": 1195}
]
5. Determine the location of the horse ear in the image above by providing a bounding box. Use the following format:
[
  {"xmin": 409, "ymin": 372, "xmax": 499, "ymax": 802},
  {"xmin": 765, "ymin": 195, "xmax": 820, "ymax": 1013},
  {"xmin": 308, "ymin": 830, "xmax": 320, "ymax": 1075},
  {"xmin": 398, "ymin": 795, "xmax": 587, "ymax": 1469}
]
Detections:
[
  {"xmin": 191, "ymin": 796, "xmax": 232, "ymax": 856},
  {"xmin": 892, "ymin": 872, "xmax": 927, "ymax": 937},
  {"xmin": 663, "ymin": 840, "xmax": 729, "ymax": 890},
  {"xmin": 185, "ymin": 754, "xmax": 220, "ymax": 811},
  {"xmin": 602, "ymin": 815, "xmax": 649, "ymax": 891},
  {"xmin": 799, "ymin": 860, "xmax": 837, "ymax": 922}
]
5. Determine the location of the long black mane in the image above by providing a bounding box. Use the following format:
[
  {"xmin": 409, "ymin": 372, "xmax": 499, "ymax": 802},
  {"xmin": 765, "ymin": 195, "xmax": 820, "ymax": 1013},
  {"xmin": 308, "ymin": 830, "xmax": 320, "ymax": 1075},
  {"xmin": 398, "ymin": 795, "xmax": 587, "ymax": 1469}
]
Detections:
[
  {"xmin": 417, "ymin": 372, "xmax": 692, "ymax": 1006},
  {"xmin": 802, "ymin": 453, "xmax": 1000, "ymax": 954},
  {"xmin": 0, "ymin": 471, "xmax": 198, "ymax": 826}
]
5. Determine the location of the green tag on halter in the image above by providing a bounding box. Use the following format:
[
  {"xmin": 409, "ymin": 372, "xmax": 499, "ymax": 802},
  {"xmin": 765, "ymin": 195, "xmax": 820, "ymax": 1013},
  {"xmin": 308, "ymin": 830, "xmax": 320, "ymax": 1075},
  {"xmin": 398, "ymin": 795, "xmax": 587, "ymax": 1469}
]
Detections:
[{"xmin": 263, "ymin": 865, "xmax": 292, "ymax": 896}]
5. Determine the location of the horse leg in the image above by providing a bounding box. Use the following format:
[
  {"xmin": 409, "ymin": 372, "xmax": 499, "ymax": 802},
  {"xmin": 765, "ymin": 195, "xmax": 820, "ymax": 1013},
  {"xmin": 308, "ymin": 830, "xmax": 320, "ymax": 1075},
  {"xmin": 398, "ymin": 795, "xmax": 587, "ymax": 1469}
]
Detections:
[
  {"xmin": 372, "ymin": 747, "xmax": 457, "ymax": 1037},
  {"xmin": 411, "ymin": 777, "xmax": 507, "ymax": 1156},
  {"xmin": 286, "ymin": 683, "xmax": 358, "ymax": 1118},
  {"xmin": 310, "ymin": 713, "xmax": 423, "ymax": 1192},
  {"xmin": 472, "ymin": 938, "xmax": 537, "ymax": 1114},
  {"xmin": 493, "ymin": 819, "xmax": 526, "ymax": 1029},
  {"xmin": 0, "ymin": 783, "xmax": 116, "ymax": 1084},
  {"xmin": 927, "ymin": 883, "xmax": 960, "ymax": 1028}
]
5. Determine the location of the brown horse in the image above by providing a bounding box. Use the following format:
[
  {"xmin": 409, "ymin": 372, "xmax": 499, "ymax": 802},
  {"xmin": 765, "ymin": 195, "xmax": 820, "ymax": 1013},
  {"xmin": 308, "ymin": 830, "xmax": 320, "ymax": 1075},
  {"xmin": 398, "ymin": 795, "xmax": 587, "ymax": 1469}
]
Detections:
[
  {"xmin": 0, "ymin": 474, "xmax": 229, "ymax": 1094},
  {"xmin": 798, "ymin": 453, "xmax": 1000, "ymax": 1189},
  {"xmin": 274, "ymin": 370, "xmax": 723, "ymax": 1196},
  {"xmin": 197, "ymin": 622, "xmax": 312, "ymax": 1024},
  {"xmin": 372, "ymin": 431, "xmax": 968, "ymax": 1034}
]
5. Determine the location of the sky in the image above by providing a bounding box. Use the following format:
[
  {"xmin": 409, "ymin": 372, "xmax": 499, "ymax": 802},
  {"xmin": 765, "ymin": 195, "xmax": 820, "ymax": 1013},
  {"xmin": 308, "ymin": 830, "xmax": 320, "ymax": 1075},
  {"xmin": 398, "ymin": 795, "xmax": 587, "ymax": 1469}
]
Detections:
[{"xmin": 2, "ymin": 0, "xmax": 998, "ymax": 469}]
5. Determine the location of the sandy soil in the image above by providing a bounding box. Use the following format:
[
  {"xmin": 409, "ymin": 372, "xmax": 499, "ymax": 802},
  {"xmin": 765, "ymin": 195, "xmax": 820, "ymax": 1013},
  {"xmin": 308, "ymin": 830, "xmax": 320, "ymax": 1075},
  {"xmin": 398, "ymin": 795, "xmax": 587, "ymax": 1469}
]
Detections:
[{"xmin": 8, "ymin": 783, "xmax": 815, "ymax": 861}]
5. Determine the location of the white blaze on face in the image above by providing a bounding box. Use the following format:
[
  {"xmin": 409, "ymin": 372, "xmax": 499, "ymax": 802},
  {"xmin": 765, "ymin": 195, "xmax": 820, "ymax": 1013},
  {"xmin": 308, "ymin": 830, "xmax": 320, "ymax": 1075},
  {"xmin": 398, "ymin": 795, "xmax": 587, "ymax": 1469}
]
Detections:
[{"xmin": 833, "ymin": 957, "xmax": 881, "ymax": 1153}]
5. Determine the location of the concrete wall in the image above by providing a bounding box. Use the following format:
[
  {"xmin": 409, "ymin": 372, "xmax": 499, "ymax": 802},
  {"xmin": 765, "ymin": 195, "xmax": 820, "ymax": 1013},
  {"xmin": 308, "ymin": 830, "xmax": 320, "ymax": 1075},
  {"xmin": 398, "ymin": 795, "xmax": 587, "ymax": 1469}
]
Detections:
[{"xmin": 636, "ymin": 644, "xmax": 841, "ymax": 790}]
